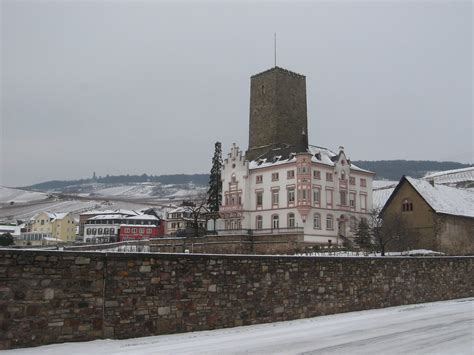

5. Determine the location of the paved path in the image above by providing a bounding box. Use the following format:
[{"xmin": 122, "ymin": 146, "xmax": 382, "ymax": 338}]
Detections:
[{"xmin": 5, "ymin": 298, "xmax": 474, "ymax": 354}]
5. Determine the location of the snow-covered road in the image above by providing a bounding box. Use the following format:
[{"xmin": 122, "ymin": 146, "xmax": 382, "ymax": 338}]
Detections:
[{"xmin": 6, "ymin": 298, "xmax": 473, "ymax": 354}]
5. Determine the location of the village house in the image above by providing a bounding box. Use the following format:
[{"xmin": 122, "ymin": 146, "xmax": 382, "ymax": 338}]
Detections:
[
  {"xmin": 166, "ymin": 206, "xmax": 207, "ymax": 236},
  {"xmin": 380, "ymin": 176, "xmax": 474, "ymax": 255},
  {"xmin": 118, "ymin": 215, "xmax": 165, "ymax": 241},
  {"xmin": 29, "ymin": 212, "xmax": 76, "ymax": 243},
  {"xmin": 78, "ymin": 209, "xmax": 139, "ymax": 237},
  {"xmin": 83, "ymin": 212, "xmax": 164, "ymax": 243}
]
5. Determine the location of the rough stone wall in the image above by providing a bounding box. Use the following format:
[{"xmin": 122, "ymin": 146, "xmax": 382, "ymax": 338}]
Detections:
[
  {"xmin": 1, "ymin": 250, "xmax": 473, "ymax": 350},
  {"xmin": 149, "ymin": 234, "xmax": 304, "ymax": 255},
  {"xmin": 0, "ymin": 252, "xmax": 104, "ymax": 349}
]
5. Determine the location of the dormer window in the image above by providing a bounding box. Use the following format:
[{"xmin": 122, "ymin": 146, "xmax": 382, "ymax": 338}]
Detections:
[
  {"xmin": 341, "ymin": 171, "xmax": 346, "ymax": 180},
  {"xmin": 402, "ymin": 199, "xmax": 413, "ymax": 212}
]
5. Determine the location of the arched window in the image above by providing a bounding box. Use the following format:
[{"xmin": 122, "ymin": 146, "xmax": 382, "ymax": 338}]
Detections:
[
  {"xmin": 402, "ymin": 199, "xmax": 413, "ymax": 212},
  {"xmin": 313, "ymin": 213, "xmax": 321, "ymax": 229},
  {"xmin": 326, "ymin": 215, "xmax": 334, "ymax": 230},
  {"xmin": 272, "ymin": 215, "xmax": 279, "ymax": 229},
  {"xmin": 256, "ymin": 215, "xmax": 263, "ymax": 230},
  {"xmin": 231, "ymin": 174, "xmax": 236, "ymax": 183},
  {"xmin": 288, "ymin": 213, "xmax": 295, "ymax": 228}
]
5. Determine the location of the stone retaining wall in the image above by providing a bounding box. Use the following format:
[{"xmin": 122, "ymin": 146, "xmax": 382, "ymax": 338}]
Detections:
[
  {"xmin": 1, "ymin": 249, "xmax": 473, "ymax": 350},
  {"xmin": 149, "ymin": 234, "xmax": 304, "ymax": 254}
]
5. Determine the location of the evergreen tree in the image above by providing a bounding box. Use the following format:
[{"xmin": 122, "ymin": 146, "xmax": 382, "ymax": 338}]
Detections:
[
  {"xmin": 207, "ymin": 142, "xmax": 223, "ymax": 214},
  {"xmin": 354, "ymin": 219, "xmax": 372, "ymax": 251},
  {"xmin": 0, "ymin": 233, "xmax": 14, "ymax": 246}
]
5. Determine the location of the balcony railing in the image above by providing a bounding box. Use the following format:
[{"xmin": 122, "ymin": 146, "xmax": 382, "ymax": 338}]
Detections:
[{"xmin": 211, "ymin": 227, "xmax": 304, "ymax": 237}]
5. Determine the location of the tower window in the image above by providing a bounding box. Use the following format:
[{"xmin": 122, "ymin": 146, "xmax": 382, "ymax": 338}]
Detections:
[{"xmin": 261, "ymin": 85, "xmax": 265, "ymax": 94}]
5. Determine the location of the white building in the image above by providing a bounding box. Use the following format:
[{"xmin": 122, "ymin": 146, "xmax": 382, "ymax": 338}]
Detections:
[
  {"xmin": 166, "ymin": 206, "xmax": 207, "ymax": 236},
  {"xmin": 83, "ymin": 214, "xmax": 124, "ymax": 243},
  {"xmin": 219, "ymin": 144, "xmax": 373, "ymax": 245}
]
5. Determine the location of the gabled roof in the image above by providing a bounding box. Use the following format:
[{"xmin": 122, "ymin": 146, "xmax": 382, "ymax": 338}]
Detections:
[
  {"xmin": 381, "ymin": 176, "xmax": 474, "ymax": 218},
  {"xmin": 32, "ymin": 212, "xmax": 69, "ymax": 222},
  {"xmin": 423, "ymin": 166, "xmax": 474, "ymax": 186},
  {"xmin": 247, "ymin": 144, "xmax": 373, "ymax": 174}
]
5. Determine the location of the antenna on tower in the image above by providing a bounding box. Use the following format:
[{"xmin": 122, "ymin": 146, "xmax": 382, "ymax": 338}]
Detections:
[{"xmin": 274, "ymin": 33, "xmax": 277, "ymax": 67}]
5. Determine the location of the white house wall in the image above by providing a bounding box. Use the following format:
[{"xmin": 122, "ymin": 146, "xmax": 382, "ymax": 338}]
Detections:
[{"xmin": 220, "ymin": 144, "xmax": 374, "ymax": 245}]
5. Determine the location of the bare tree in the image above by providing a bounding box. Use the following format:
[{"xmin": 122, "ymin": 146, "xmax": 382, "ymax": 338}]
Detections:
[
  {"xmin": 367, "ymin": 208, "xmax": 413, "ymax": 256},
  {"xmin": 182, "ymin": 193, "xmax": 210, "ymax": 238}
]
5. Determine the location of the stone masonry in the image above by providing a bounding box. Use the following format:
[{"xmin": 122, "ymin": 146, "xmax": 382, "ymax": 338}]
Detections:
[
  {"xmin": 246, "ymin": 67, "xmax": 308, "ymax": 160},
  {"xmin": 0, "ymin": 249, "xmax": 473, "ymax": 350}
]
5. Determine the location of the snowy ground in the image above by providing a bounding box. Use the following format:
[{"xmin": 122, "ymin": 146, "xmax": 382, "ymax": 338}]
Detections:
[
  {"xmin": 0, "ymin": 187, "xmax": 48, "ymax": 204},
  {"xmin": 5, "ymin": 298, "xmax": 473, "ymax": 354}
]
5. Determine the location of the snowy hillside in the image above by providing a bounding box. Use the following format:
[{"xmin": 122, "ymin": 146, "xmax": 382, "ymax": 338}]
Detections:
[
  {"xmin": 72, "ymin": 182, "xmax": 206, "ymax": 200},
  {"xmin": 0, "ymin": 199, "xmax": 154, "ymax": 222},
  {"xmin": 0, "ymin": 186, "xmax": 49, "ymax": 204}
]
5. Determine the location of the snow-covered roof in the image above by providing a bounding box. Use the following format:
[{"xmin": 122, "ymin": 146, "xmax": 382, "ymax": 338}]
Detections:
[
  {"xmin": 373, "ymin": 188, "xmax": 395, "ymax": 210},
  {"xmin": 405, "ymin": 177, "xmax": 474, "ymax": 218},
  {"xmin": 32, "ymin": 212, "xmax": 69, "ymax": 221},
  {"xmin": 126, "ymin": 215, "xmax": 159, "ymax": 221},
  {"xmin": 0, "ymin": 225, "xmax": 21, "ymax": 236},
  {"xmin": 81, "ymin": 209, "xmax": 139, "ymax": 216},
  {"xmin": 248, "ymin": 145, "xmax": 372, "ymax": 174},
  {"xmin": 372, "ymin": 180, "xmax": 398, "ymax": 189},
  {"xmin": 372, "ymin": 180, "xmax": 399, "ymax": 210},
  {"xmin": 423, "ymin": 167, "xmax": 474, "ymax": 186},
  {"xmin": 119, "ymin": 224, "xmax": 157, "ymax": 228},
  {"xmin": 48, "ymin": 212, "xmax": 68, "ymax": 220},
  {"xmin": 88, "ymin": 214, "xmax": 126, "ymax": 220},
  {"xmin": 168, "ymin": 206, "xmax": 193, "ymax": 214}
]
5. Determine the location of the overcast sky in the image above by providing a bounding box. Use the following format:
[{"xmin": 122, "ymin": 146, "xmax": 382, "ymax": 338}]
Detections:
[{"xmin": 1, "ymin": 0, "xmax": 472, "ymax": 187}]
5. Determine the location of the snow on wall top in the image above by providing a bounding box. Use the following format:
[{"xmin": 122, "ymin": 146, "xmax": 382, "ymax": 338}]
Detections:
[
  {"xmin": 423, "ymin": 167, "xmax": 474, "ymax": 186},
  {"xmin": 406, "ymin": 177, "xmax": 474, "ymax": 218}
]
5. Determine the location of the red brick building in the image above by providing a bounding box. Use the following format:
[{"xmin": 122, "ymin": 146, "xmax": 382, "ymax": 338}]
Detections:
[{"xmin": 118, "ymin": 215, "xmax": 165, "ymax": 241}]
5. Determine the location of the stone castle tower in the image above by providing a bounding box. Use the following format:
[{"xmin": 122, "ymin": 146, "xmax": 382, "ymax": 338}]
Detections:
[{"xmin": 246, "ymin": 66, "xmax": 309, "ymax": 161}]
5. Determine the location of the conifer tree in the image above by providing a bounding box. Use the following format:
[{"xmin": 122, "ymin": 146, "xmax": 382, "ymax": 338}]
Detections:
[
  {"xmin": 354, "ymin": 219, "xmax": 373, "ymax": 251},
  {"xmin": 207, "ymin": 142, "xmax": 223, "ymax": 213}
]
